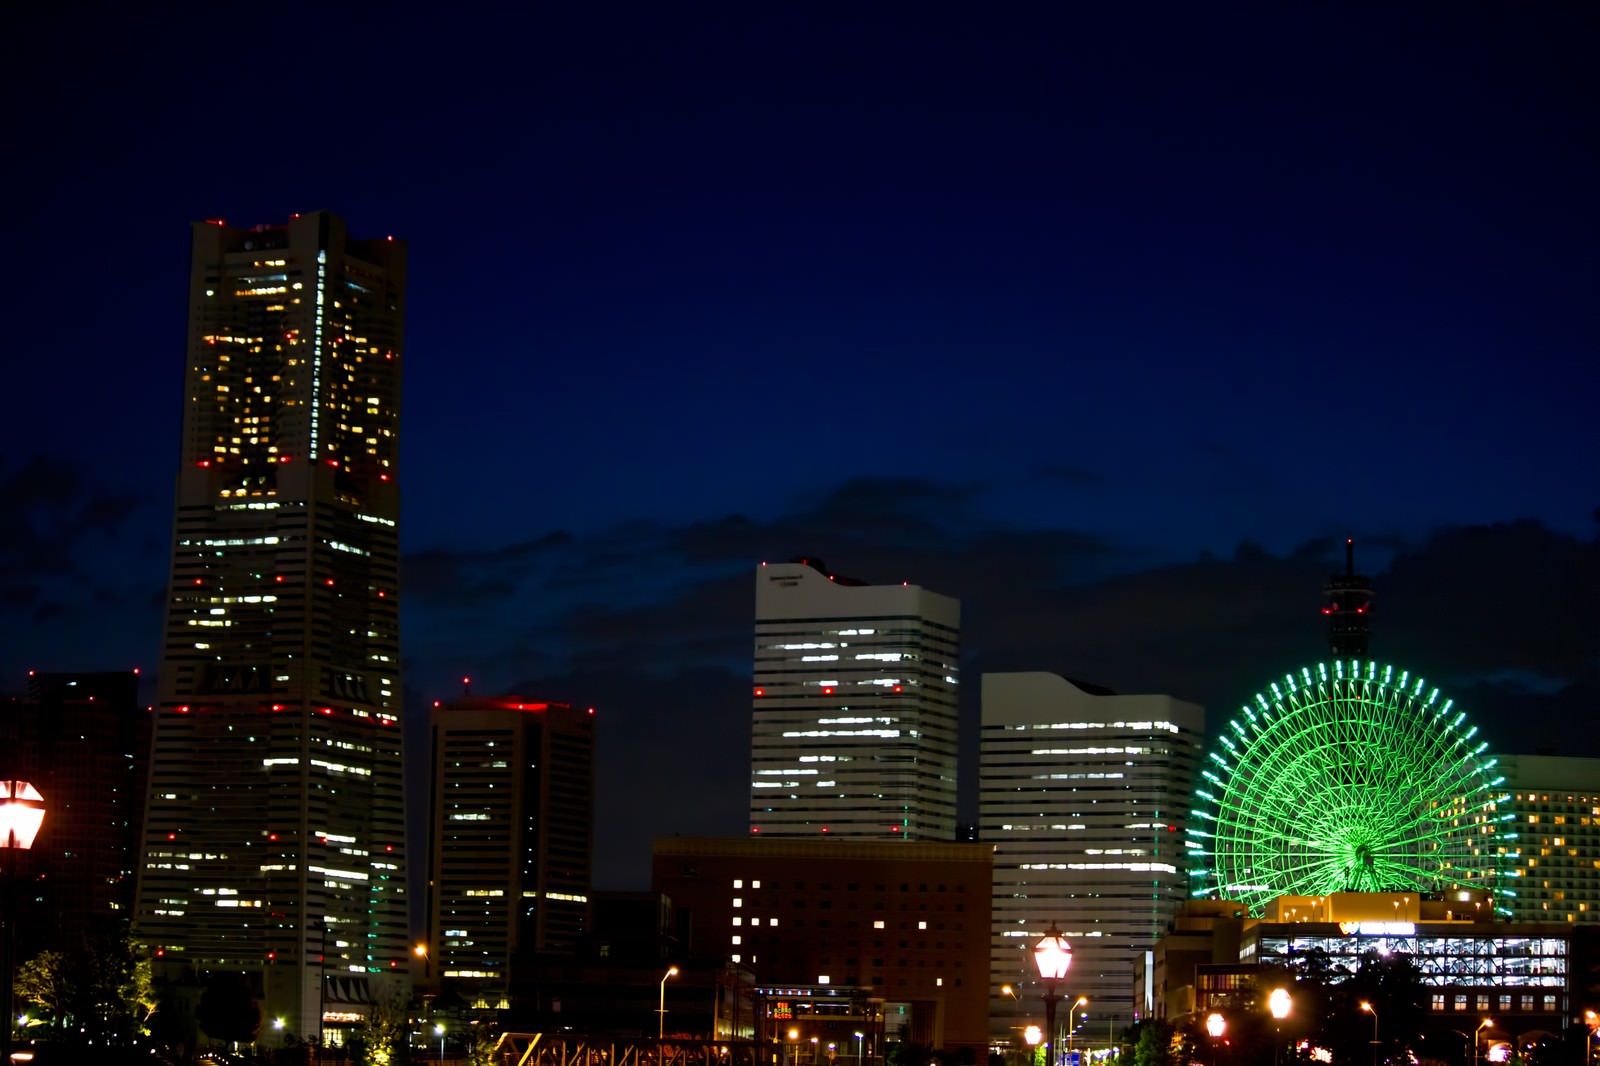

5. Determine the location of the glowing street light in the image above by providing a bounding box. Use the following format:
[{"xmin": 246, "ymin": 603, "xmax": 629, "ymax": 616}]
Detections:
[
  {"xmin": 435, "ymin": 1022, "xmax": 445, "ymax": 1066},
  {"xmin": 0, "ymin": 781, "xmax": 44, "ymax": 1066},
  {"xmin": 1268, "ymin": 989, "xmax": 1291, "ymax": 1066},
  {"xmin": 1360, "ymin": 1002, "xmax": 1378, "ymax": 1066},
  {"xmin": 659, "ymin": 966, "xmax": 680, "ymax": 1039},
  {"xmin": 1033, "ymin": 924, "xmax": 1073, "ymax": 1066},
  {"xmin": 855, "ymin": 1030, "xmax": 865, "ymax": 1066},
  {"xmin": 1476, "ymin": 1019, "xmax": 1493, "ymax": 1066},
  {"xmin": 1206, "ymin": 1013, "xmax": 1226, "ymax": 1066}
]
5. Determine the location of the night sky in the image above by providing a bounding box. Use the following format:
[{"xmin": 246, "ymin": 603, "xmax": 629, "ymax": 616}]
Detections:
[{"xmin": 3, "ymin": 6, "xmax": 1597, "ymax": 891}]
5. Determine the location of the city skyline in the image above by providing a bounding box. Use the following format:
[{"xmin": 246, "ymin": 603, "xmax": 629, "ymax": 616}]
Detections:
[{"xmin": 2, "ymin": 6, "xmax": 1597, "ymax": 891}]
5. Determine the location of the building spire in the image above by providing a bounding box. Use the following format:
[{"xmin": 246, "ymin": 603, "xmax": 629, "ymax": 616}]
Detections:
[{"xmin": 1322, "ymin": 538, "xmax": 1373, "ymax": 658}]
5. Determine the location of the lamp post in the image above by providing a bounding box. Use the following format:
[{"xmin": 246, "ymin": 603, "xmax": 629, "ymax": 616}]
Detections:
[
  {"xmin": 1268, "ymin": 989, "xmax": 1291, "ymax": 1066},
  {"xmin": 1360, "ymin": 1002, "xmax": 1378, "ymax": 1066},
  {"xmin": 789, "ymin": 1028, "xmax": 800, "ymax": 1066},
  {"xmin": 1475, "ymin": 1019, "xmax": 1492, "ymax": 1066},
  {"xmin": 659, "ymin": 965, "xmax": 680, "ymax": 1040},
  {"xmin": 1586, "ymin": 1011, "xmax": 1598, "ymax": 1066},
  {"xmin": 1205, "ymin": 1013, "xmax": 1226, "ymax": 1066},
  {"xmin": 1034, "ymin": 924, "xmax": 1073, "ymax": 1066},
  {"xmin": 1003, "ymin": 986, "xmax": 1021, "ymax": 1066},
  {"xmin": 0, "ymin": 781, "xmax": 45, "ymax": 1066},
  {"xmin": 1025, "ymin": 1026, "xmax": 1043, "ymax": 1065},
  {"xmin": 435, "ymin": 1022, "xmax": 445, "ymax": 1066},
  {"xmin": 1068, "ymin": 998, "xmax": 1088, "ymax": 1060},
  {"xmin": 855, "ymin": 1031, "xmax": 865, "ymax": 1066}
]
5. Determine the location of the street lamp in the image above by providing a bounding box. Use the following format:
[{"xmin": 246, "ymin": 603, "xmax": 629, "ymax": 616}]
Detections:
[
  {"xmin": 0, "ymin": 781, "xmax": 44, "ymax": 1066},
  {"xmin": 1268, "ymin": 989, "xmax": 1291, "ymax": 1066},
  {"xmin": 1585, "ymin": 1011, "xmax": 1598, "ymax": 1066},
  {"xmin": 1025, "ymin": 1026, "xmax": 1043, "ymax": 1063},
  {"xmin": 1034, "ymin": 924, "xmax": 1073, "ymax": 1066},
  {"xmin": 855, "ymin": 1031, "xmax": 865, "ymax": 1066},
  {"xmin": 1476, "ymin": 1019, "xmax": 1493, "ymax": 1066},
  {"xmin": 1360, "ymin": 1002, "xmax": 1378, "ymax": 1066},
  {"xmin": 1068, "ymin": 998, "xmax": 1088, "ymax": 1059},
  {"xmin": 1205, "ymin": 1013, "xmax": 1226, "ymax": 1066},
  {"xmin": 435, "ymin": 1023, "xmax": 445, "ymax": 1065},
  {"xmin": 1003, "ymin": 986, "xmax": 1022, "ymax": 1066},
  {"xmin": 789, "ymin": 1028, "xmax": 800, "ymax": 1066},
  {"xmin": 659, "ymin": 965, "xmax": 680, "ymax": 1039}
]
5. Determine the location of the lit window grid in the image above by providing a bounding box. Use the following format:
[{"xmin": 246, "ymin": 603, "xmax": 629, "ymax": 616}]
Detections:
[
  {"xmin": 752, "ymin": 618, "xmax": 959, "ymax": 839},
  {"xmin": 980, "ymin": 682, "xmax": 1203, "ymax": 1036}
]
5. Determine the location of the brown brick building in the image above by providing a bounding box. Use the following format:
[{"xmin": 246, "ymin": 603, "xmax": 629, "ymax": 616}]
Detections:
[{"xmin": 652, "ymin": 837, "xmax": 993, "ymax": 1058}]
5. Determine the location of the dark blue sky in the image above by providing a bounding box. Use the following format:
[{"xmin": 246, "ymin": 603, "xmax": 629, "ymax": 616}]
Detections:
[{"xmin": 3, "ymin": 5, "xmax": 1597, "ymax": 888}]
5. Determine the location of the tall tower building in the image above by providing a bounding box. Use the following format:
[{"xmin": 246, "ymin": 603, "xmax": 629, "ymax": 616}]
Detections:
[
  {"xmin": 134, "ymin": 213, "xmax": 408, "ymax": 1045},
  {"xmin": 750, "ymin": 559, "xmax": 960, "ymax": 840},
  {"xmin": 0, "ymin": 671, "xmax": 149, "ymax": 956},
  {"xmin": 980, "ymin": 672, "xmax": 1204, "ymax": 1039},
  {"xmin": 424, "ymin": 697, "xmax": 596, "ymax": 1006},
  {"xmin": 1322, "ymin": 538, "xmax": 1373, "ymax": 658}
]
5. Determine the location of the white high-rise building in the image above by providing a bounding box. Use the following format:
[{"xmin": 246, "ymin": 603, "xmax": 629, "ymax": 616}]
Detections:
[
  {"xmin": 980, "ymin": 672, "xmax": 1203, "ymax": 1040},
  {"xmin": 750, "ymin": 559, "xmax": 960, "ymax": 840}
]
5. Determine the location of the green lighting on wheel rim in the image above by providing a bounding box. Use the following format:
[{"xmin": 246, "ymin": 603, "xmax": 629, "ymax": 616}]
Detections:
[{"xmin": 1187, "ymin": 660, "xmax": 1512, "ymax": 915}]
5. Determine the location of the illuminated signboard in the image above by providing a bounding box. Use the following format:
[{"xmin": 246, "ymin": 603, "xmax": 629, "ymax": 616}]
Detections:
[{"xmin": 774, "ymin": 1002, "xmax": 792, "ymax": 1019}]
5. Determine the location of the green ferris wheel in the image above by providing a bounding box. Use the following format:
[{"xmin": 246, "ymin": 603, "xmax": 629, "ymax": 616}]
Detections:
[{"xmin": 1188, "ymin": 660, "xmax": 1513, "ymax": 915}]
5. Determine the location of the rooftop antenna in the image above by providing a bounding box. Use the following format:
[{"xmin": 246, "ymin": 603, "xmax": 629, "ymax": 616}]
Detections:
[{"xmin": 1321, "ymin": 538, "xmax": 1373, "ymax": 659}]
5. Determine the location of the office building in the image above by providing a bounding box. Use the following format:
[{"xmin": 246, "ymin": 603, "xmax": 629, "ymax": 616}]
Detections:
[
  {"xmin": 652, "ymin": 835, "xmax": 994, "ymax": 1057},
  {"xmin": 1497, "ymin": 754, "xmax": 1600, "ymax": 924},
  {"xmin": 980, "ymin": 672, "xmax": 1204, "ymax": 1042},
  {"xmin": 751, "ymin": 559, "xmax": 960, "ymax": 840},
  {"xmin": 0, "ymin": 671, "xmax": 149, "ymax": 955},
  {"xmin": 133, "ymin": 212, "xmax": 408, "ymax": 1045},
  {"xmin": 424, "ymin": 697, "xmax": 595, "ymax": 1006}
]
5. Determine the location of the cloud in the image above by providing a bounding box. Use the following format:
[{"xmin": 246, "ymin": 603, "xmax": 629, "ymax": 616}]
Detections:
[{"xmin": 392, "ymin": 475, "xmax": 1600, "ymax": 889}]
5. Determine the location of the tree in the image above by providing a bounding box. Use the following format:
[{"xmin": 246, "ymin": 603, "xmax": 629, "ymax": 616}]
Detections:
[
  {"xmin": 14, "ymin": 950, "xmax": 73, "ymax": 1029},
  {"xmin": 1129, "ymin": 1019, "xmax": 1176, "ymax": 1066},
  {"xmin": 349, "ymin": 994, "xmax": 410, "ymax": 1066},
  {"xmin": 465, "ymin": 1022, "xmax": 500, "ymax": 1066},
  {"xmin": 148, "ymin": 974, "xmax": 202, "ymax": 1065},
  {"xmin": 78, "ymin": 933, "xmax": 158, "ymax": 1041},
  {"xmin": 196, "ymin": 971, "xmax": 261, "ymax": 1047}
]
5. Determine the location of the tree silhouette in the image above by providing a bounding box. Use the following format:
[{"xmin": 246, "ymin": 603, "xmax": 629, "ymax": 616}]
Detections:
[{"xmin": 196, "ymin": 971, "xmax": 260, "ymax": 1046}]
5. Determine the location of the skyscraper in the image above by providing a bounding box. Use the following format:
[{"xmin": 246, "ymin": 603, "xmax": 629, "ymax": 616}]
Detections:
[
  {"xmin": 424, "ymin": 697, "xmax": 595, "ymax": 1006},
  {"xmin": 980, "ymin": 672, "xmax": 1203, "ymax": 1038},
  {"xmin": 134, "ymin": 213, "xmax": 408, "ymax": 1045},
  {"xmin": 750, "ymin": 559, "xmax": 960, "ymax": 840}
]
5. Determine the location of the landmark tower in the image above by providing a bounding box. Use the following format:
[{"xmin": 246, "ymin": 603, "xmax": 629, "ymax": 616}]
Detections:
[{"xmin": 134, "ymin": 213, "xmax": 409, "ymax": 1044}]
